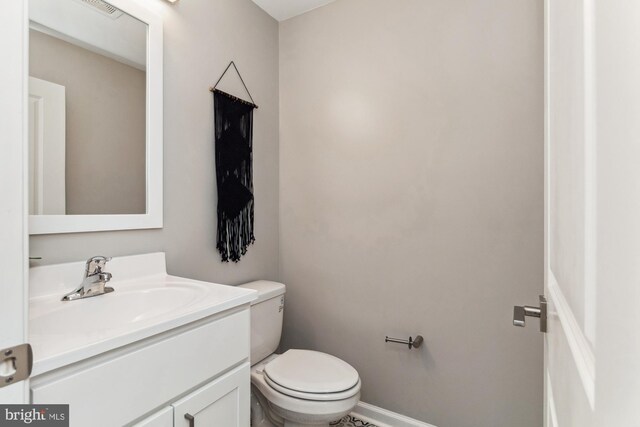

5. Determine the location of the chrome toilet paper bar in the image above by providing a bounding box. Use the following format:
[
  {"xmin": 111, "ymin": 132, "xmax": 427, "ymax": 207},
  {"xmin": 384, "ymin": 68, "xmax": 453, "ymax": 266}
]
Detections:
[{"xmin": 385, "ymin": 335, "xmax": 424, "ymax": 349}]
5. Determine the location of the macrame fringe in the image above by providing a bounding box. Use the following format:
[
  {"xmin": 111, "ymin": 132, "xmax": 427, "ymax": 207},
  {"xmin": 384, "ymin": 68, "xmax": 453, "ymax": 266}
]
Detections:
[{"xmin": 217, "ymin": 200, "xmax": 255, "ymax": 263}]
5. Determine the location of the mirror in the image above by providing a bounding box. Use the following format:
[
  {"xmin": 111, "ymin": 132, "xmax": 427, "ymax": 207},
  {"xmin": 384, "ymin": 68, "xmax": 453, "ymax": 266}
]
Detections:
[{"xmin": 28, "ymin": 0, "xmax": 163, "ymax": 234}]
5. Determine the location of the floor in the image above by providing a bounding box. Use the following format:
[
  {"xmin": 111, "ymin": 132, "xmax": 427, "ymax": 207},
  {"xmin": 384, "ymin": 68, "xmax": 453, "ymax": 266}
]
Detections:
[{"xmin": 331, "ymin": 415, "xmax": 378, "ymax": 427}]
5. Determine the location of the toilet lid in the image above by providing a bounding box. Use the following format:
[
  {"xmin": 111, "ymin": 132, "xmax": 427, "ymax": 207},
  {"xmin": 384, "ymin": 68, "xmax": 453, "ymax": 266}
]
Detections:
[{"xmin": 264, "ymin": 349, "xmax": 359, "ymax": 394}]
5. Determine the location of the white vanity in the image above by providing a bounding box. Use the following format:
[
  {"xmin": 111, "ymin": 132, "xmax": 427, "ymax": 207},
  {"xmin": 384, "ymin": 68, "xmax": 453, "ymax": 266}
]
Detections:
[{"xmin": 29, "ymin": 253, "xmax": 257, "ymax": 427}]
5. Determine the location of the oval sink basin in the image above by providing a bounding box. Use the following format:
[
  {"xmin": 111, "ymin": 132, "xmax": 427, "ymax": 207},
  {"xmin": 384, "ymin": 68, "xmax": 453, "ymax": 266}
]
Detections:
[{"xmin": 30, "ymin": 282, "xmax": 209, "ymax": 335}]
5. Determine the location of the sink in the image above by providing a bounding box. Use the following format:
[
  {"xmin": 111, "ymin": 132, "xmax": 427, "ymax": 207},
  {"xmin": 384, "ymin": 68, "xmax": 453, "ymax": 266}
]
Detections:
[
  {"xmin": 28, "ymin": 253, "xmax": 257, "ymax": 376},
  {"xmin": 30, "ymin": 282, "xmax": 210, "ymax": 335}
]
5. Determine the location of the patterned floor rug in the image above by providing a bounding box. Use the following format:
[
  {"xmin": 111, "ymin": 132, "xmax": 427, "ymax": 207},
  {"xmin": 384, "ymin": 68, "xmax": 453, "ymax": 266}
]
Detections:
[{"xmin": 330, "ymin": 414, "xmax": 378, "ymax": 427}]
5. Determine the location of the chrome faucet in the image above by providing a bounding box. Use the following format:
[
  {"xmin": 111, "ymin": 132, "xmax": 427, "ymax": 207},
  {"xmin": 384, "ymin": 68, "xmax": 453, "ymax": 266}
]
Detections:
[{"xmin": 61, "ymin": 256, "xmax": 114, "ymax": 301}]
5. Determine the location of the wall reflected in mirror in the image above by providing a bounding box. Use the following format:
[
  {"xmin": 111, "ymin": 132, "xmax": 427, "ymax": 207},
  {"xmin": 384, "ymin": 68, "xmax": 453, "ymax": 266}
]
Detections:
[{"xmin": 29, "ymin": 0, "xmax": 147, "ymax": 215}]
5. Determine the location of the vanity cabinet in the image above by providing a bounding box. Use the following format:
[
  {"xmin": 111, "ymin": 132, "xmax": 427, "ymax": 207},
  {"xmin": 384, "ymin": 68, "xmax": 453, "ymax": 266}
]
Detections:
[
  {"xmin": 172, "ymin": 362, "xmax": 250, "ymax": 426},
  {"xmin": 135, "ymin": 363, "xmax": 250, "ymax": 427},
  {"xmin": 30, "ymin": 307, "xmax": 251, "ymax": 427}
]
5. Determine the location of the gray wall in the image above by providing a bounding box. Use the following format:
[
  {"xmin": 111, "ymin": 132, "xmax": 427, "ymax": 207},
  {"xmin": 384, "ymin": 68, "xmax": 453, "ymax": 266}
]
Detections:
[
  {"xmin": 30, "ymin": 0, "xmax": 280, "ymax": 285},
  {"xmin": 30, "ymin": 30, "xmax": 147, "ymax": 215},
  {"xmin": 278, "ymin": 1, "xmax": 544, "ymax": 427}
]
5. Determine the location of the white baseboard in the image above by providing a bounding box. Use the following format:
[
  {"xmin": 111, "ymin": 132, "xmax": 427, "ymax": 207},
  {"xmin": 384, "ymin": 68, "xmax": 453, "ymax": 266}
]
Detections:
[{"xmin": 351, "ymin": 402, "xmax": 437, "ymax": 427}]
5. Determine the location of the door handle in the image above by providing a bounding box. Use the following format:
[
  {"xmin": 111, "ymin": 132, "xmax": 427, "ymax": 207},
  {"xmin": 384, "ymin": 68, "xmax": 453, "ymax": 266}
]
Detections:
[
  {"xmin": 184, "ymin": 413, "xmax": 195, "ymax": 427},
  {"xmin": 513, "ymin": 295, "xmax": 547, "ymax": 333}
]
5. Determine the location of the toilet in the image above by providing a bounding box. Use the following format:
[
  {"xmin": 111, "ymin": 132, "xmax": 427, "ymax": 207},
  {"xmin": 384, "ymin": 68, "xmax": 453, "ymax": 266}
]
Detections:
[{"xmin": 239, "ymin": 281, "xmax": 361, "ymax": 427}]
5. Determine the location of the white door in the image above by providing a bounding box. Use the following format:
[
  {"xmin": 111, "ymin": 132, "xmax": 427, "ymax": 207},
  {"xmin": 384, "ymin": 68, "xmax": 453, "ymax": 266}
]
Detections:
[
  {"xmin": 543, "ymin": 0, "xmax": 640, "ymax": 425},
  {"xmin": 0, "ymin": 0, "xmax": 30, "ymax": 405},
  {"xmin": 28, "ymin": 76, "xmax": 66, "ymax": 215}
]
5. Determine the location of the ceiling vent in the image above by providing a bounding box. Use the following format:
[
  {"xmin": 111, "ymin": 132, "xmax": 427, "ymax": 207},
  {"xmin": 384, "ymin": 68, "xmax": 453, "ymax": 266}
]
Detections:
[{"xmin": 75, "ymin": 0, "xmax": 124, "ymax": 19}]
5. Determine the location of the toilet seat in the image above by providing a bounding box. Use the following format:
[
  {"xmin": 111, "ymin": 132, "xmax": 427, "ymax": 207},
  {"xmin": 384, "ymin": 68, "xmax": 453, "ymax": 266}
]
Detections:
[
  {"xmin": 250, "ymin": 351, "xmax": 361, "ymax": 419},
  {"xmin": 263, "ymin": 349, "xmax": 360, "ymax": 399},
  {"xmin": 264, "ymin": 375, "xmax": 361, "ymax": 401},
  {"xmin": 251, "ymin": 367, "xmax": 360, "ymax": 417}
]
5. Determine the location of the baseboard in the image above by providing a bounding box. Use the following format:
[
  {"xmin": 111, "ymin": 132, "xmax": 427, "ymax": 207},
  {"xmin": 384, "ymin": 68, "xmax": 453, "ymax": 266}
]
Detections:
[{"xmin": 351, "ymin": 402, "xmax": 437, "ymax": 427}]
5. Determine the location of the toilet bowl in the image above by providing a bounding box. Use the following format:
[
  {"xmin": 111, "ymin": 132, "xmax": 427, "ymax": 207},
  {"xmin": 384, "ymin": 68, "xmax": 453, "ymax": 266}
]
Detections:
[
  {"xmin": 239, "ymin": 281, "xmax": 361, "ymax": 427},
  {"xmin": 251, "ymin": 352, "xmax": 361, "ymax": 427}
]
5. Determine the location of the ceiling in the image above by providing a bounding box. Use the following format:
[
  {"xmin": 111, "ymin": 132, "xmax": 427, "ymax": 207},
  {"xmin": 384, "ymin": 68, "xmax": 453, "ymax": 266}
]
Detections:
[
  {"xmin": 251, "ymin": 0, "xmax": 337, "ymax": 21},
  {"xmin": 30, "ymin": 0, "xmax": 147, "ymax": 70}
]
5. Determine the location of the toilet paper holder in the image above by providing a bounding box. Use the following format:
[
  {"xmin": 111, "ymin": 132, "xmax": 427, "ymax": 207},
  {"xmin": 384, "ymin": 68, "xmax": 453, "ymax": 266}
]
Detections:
[{"xmin": 385, "ymin": 335, "xmax": 424, "ymax": 350}]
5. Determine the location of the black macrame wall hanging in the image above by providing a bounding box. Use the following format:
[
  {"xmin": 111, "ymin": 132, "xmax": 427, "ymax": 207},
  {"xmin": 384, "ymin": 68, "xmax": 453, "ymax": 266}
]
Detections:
[{"xmin": 210, "ymin": 62, "xmax": 258, "ymax": 262}]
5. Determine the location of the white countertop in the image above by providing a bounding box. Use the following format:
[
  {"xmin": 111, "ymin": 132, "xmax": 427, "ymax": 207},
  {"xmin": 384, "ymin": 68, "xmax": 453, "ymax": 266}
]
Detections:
[{"xmin": 29, "ymin": 253, "xmax": 257, "ymax": 376}]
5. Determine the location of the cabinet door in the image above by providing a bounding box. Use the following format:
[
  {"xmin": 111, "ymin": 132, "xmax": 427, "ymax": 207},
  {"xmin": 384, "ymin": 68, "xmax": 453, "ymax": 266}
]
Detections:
[
  {"xmin": 133, "ymin": 407, "xmax": 173, "ymax": 427},
  {"xmin": 173, "ymin": 362, "xmax": 250, "ymax": 427}
]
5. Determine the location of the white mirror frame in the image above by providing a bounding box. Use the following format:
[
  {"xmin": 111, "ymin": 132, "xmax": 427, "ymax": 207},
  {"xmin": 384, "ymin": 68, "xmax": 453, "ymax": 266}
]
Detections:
[{"xmin": 29, "ymin": 0, "xmax": 163, "ymax": 235}]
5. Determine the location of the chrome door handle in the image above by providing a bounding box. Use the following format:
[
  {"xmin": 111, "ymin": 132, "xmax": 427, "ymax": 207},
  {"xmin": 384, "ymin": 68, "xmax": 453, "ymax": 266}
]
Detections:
[{"xmin": 513, "ymin": 295, "xmax": 547, "ymax": 333}]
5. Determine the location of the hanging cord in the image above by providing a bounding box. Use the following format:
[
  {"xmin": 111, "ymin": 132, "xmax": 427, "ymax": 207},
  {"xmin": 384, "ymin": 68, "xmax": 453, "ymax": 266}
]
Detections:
[{"xmin": 209, "ymin": 61, "xmax": 258, "ymax": 109}]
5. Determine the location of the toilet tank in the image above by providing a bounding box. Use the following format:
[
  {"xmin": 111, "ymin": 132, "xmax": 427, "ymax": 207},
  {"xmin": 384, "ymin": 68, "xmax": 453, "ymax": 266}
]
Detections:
[{"xmin": 238, "ymin": 280, "xmax": 285, "ymax": 364}]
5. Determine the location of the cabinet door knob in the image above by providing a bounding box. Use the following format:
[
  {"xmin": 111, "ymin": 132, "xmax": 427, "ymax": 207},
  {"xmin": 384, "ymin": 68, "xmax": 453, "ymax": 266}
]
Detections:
[{"xmin": 184, "ymin": 413, "xmax": 195, "ymax": 427}]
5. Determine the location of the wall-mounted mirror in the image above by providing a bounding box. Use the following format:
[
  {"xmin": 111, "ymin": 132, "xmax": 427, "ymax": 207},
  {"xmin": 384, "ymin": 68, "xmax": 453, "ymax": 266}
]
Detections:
[{"xmin": 28, "ymin": 0, "xmax": 163, "ymax": 235}]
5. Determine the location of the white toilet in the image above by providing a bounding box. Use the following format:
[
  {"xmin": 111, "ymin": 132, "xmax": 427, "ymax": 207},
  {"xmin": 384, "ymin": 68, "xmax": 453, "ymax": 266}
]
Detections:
[{"xmin": 239, "ymin": 281, "xmax": 361, "ymax": 427}]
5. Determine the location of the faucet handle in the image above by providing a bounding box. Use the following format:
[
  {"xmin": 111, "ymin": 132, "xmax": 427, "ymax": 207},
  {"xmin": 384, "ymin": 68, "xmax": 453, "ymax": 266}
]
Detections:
[{"xmin": 85, "ymin": 256, "xmax": 112, "ymax": 275}]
